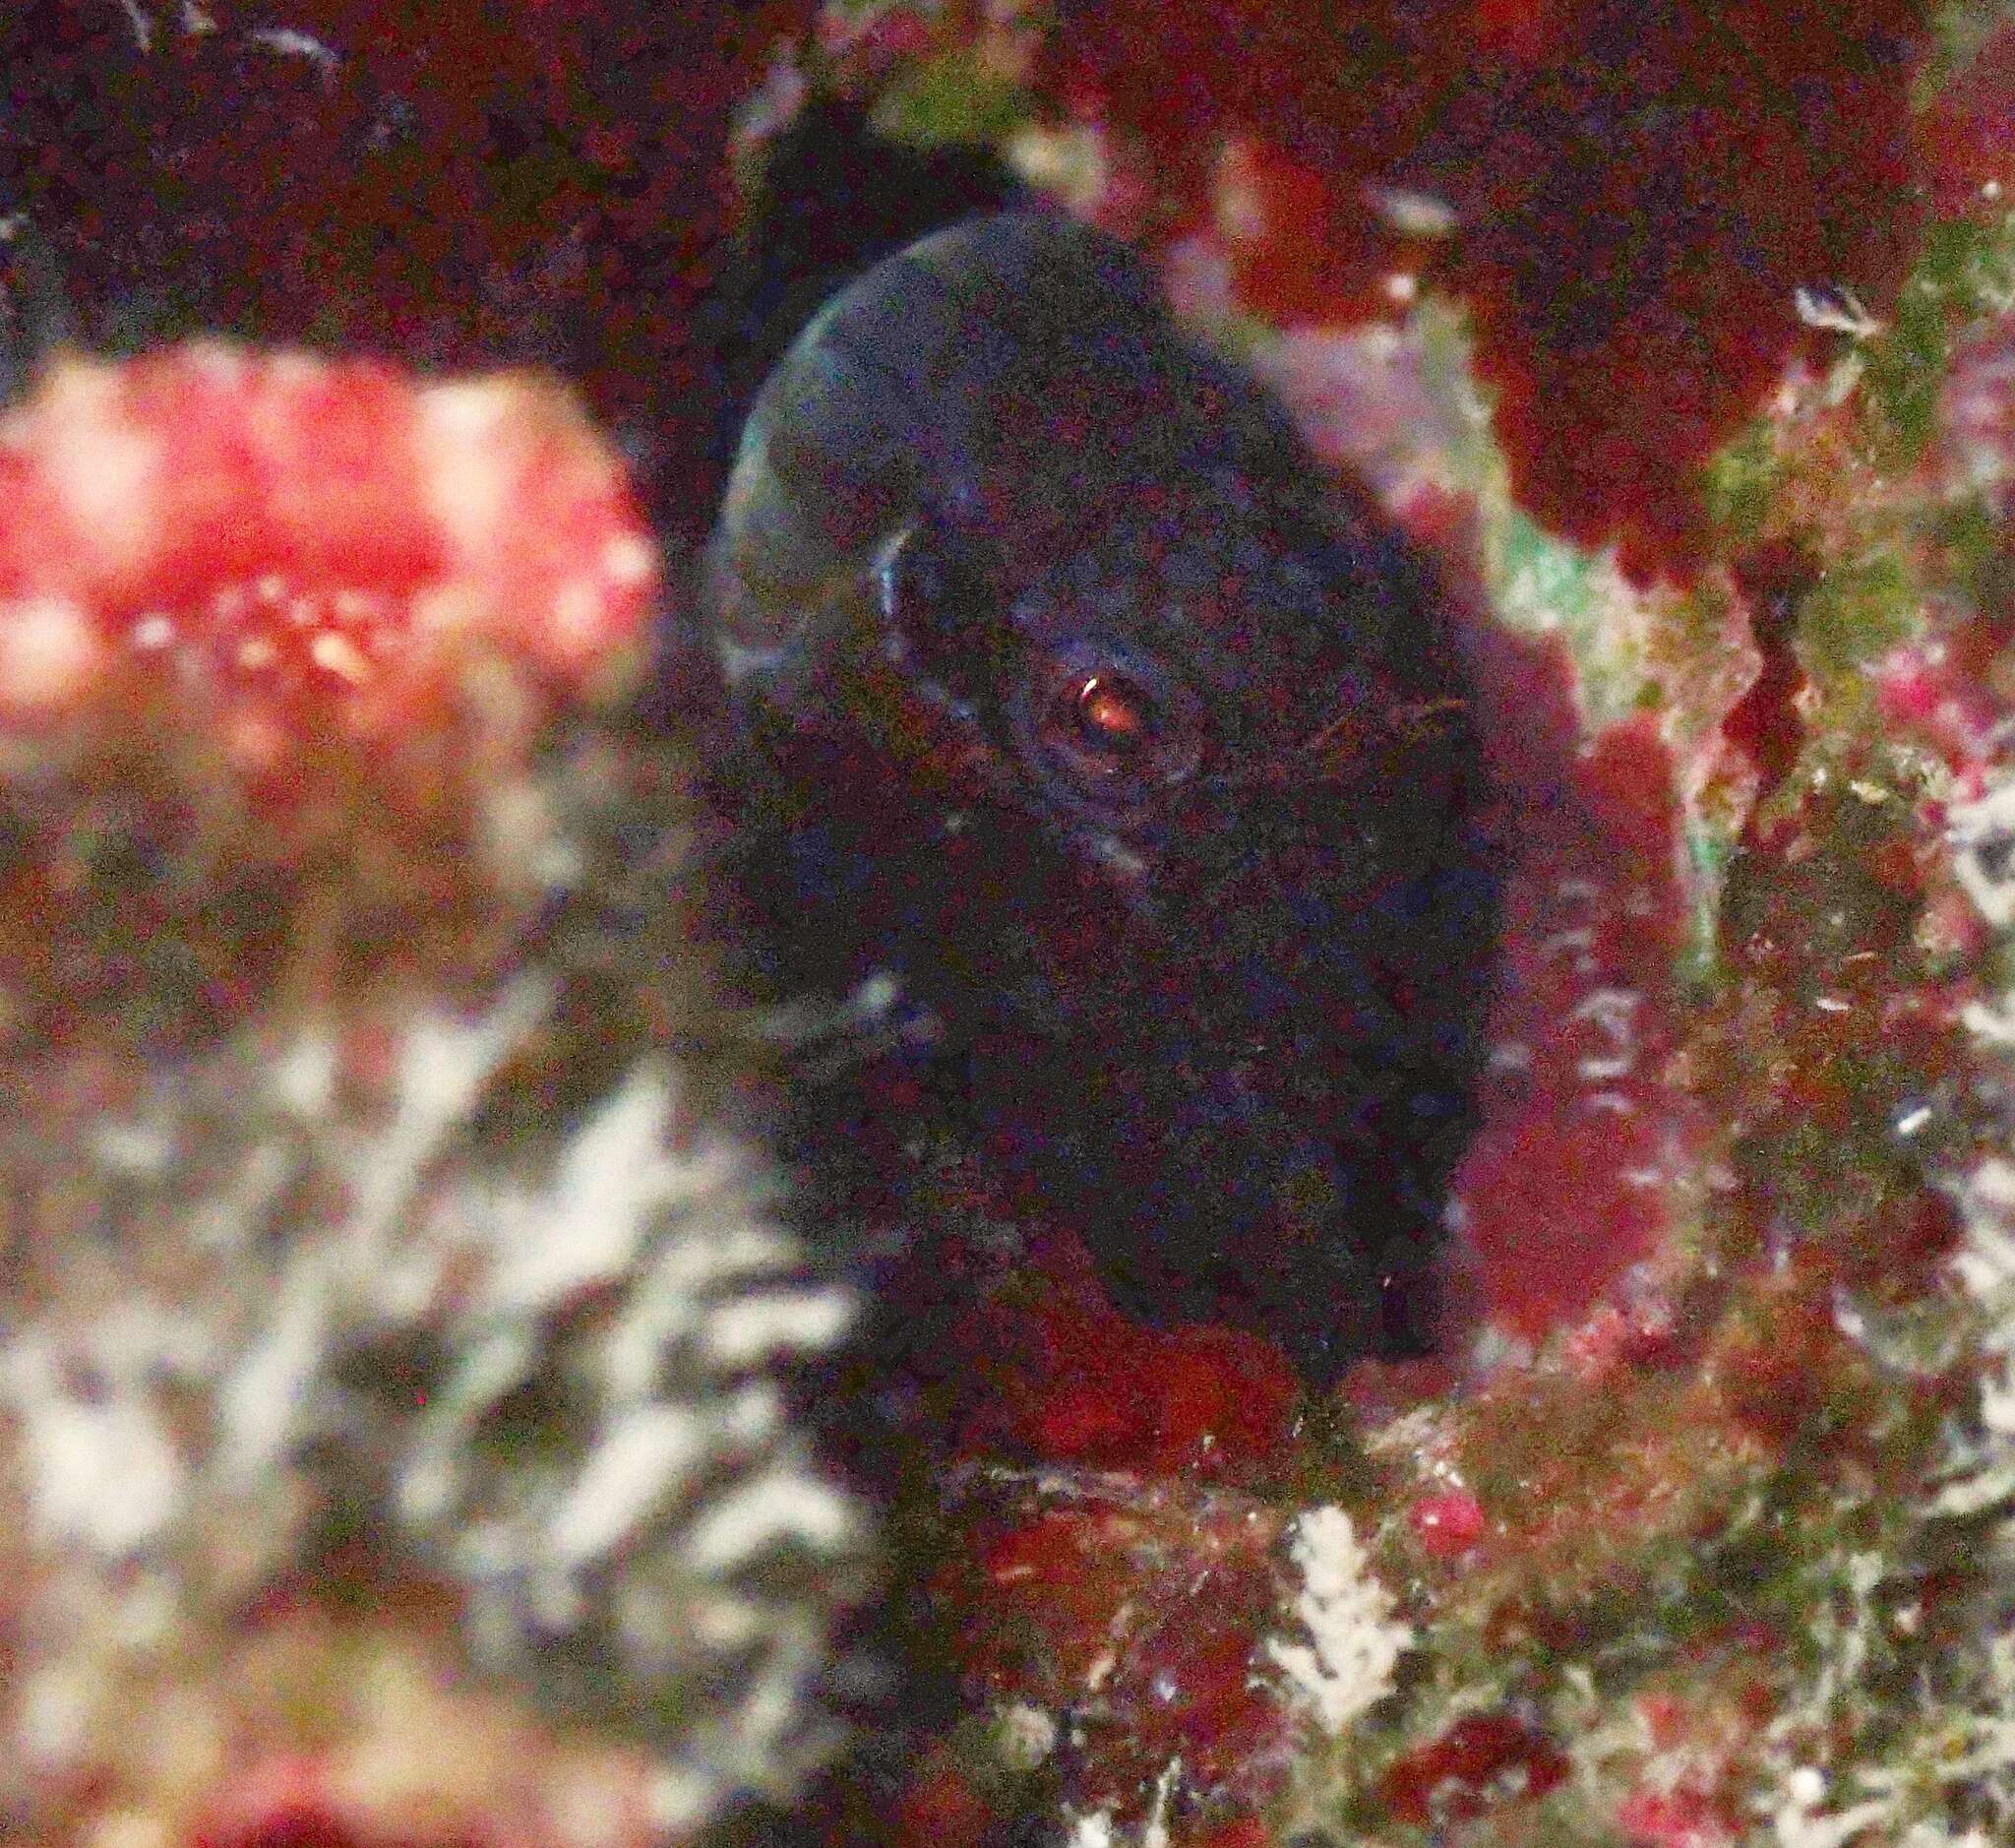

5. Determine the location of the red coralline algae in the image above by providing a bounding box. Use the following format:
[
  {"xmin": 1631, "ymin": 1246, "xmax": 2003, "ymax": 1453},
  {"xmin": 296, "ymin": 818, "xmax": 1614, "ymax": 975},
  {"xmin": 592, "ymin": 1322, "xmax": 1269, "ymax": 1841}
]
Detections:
[
  {"xmin": 891, "ymin": 1758, "xmax": 997, "ymax": 1848},
  {"xmin": 815, "ymin": 3, "xmax": 938, "ymax": 74},
  {"xmin": 1045, "ymin": 0, "xmax": 1928, "ymax": 574},
  {"xmin": 0, "ymin": 343, "xmax": 654, "ymax": 742},
  {"xmin": 197, "ymin": 1804, "xmax": 495, "ymax": 1848},
  {"xmin": 1466, "ymin": 0, "xmax": 1558, "ymax": 62},
  {"xmin": 189, "ymin": 1756, "xmax": 500, "ymax": 1848},
  {"xmin": 953, "ymin": 1474, "xmax": 1301, "ymax": 1821},
  {"xmin": 1615, "ymin": 1786, "xmax": 1742, "ymax": 1848},
  {"xmin": 1719, "ymin": 546, "xmax": 1816, "ymax": 818},
  {"xmin": 1877, "ymin": 637, "xmax": 2008, "ymax": 793},
  {"xmin": 1915, "ymin": 21, "xmax": 2015, "ymax": 218},
  {"xmin": 1408, "ymin": 1488, "xmax": 1488, "ymax": 1559},
  {"xmin": 958, "ymin": 1299, "xmax": 1301, "ymax": 1474},
  {"xmin": 1448, "ymin": 622, "xmax": 1698, "ymax": 1341},
  {"xmin": 1188, "ymin": 1820, "xmax": 1272, "ymax": 1848},
  {"xmin": 188, "ymin": 1759, "xmax": 347, "ymax": 1848},
  {"xmin": 1377, "ymin": 1711, "xmax": 1569, "ymax": 1826},
  {"xmin": 910, "ymin": 1243, "xmax": 1315, "ymax": 1839},
  {"xmin": 1706, "ymin": 1255, "xmax": 1868, "ymax": 1448},
  {"xmin": 1557, "ymin": 1298, "xmax": 1685, "ymax": 1385}
]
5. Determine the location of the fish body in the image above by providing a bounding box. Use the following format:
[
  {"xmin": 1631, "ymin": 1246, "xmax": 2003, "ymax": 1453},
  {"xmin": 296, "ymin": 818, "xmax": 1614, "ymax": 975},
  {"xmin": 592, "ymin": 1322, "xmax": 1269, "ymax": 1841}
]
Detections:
[{"xmin": 704, "ymin": 213, "xmax": 1497, "ymax": 1379}]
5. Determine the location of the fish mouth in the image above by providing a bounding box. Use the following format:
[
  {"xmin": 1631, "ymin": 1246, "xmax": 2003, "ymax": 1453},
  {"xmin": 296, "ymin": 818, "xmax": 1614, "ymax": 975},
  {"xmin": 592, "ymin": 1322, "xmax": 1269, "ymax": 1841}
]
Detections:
[{"xmin": 999, "ymin": 1016, "xmax": 1450, "ymax": 1376}]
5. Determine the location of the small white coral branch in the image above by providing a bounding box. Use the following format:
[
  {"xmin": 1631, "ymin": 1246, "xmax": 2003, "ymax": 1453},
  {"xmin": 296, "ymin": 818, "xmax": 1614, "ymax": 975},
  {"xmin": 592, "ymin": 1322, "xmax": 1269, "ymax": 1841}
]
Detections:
[
  {"xmin": 1947, "ymin": 781, "xmax": 2015, "ymax": 931},
  {"xmin": 1265, "ymin": 1505, "xmax": 1412, "ymax": 1735},
  {"xmin": 1935, "ymin": 1157, "xmax": 2015, "ymax": 1516},
  {"xmin": 1771, "ymin": 1784, "xmax": 1897, "ymax": 1848}
]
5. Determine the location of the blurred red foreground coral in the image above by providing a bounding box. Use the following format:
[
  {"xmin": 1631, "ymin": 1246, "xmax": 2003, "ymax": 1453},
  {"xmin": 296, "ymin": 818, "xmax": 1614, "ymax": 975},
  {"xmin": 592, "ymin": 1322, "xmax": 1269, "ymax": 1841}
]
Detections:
[
  {"xmin": 0, "ymin": 343, "xmax": 659, "ymax": 1056},
  {"xmin": 0, "ymin": 342, "xmax": 656, "ymax": 749}
]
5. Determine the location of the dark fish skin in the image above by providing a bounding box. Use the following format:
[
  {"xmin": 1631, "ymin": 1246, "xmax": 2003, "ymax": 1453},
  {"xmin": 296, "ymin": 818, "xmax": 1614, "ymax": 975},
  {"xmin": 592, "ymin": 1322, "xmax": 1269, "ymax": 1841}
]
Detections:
[
  {"xmin": 691, "ymin": 97, "xmax": 1030, "ymax": 515},
  {"xmin": 0, "ymin": 219, "xmax": 80, "ymax": 405},
  {"xmin": 702, "ymin": 211, "xmax": 1499, "ymax": 1384}
]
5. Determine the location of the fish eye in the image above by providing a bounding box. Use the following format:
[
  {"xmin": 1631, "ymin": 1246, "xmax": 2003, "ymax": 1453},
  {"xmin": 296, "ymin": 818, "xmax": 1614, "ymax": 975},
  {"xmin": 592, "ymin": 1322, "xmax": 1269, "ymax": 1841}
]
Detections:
[
  {"xmin": 1016, "ymin": 644, "xmax": 1202, "ymax": 807},
  {"xmin": 1056, "ymin": 670, "xmax": 1155, "ymax": 764}
]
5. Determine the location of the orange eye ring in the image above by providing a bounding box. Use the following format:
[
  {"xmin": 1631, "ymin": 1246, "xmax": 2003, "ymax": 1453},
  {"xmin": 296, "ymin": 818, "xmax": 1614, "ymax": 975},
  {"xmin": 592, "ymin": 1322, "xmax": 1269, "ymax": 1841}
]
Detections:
[
  {"xmin": 1016, "ymin": 644, "xmax": 1203, "ymax": 813},
  {"xmin": 1072, "ymin": 673, "xmax": 1152, "ymax": 753}
]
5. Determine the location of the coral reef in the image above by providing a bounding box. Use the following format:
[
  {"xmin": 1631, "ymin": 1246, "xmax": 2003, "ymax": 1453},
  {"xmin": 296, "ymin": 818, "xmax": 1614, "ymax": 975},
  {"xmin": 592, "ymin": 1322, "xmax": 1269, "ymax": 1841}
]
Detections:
[
  {"xmin": 777, "ymin": 7, "xmax": 2015, "ymax": 1846},
  {"xmin": 4, "ymin": 5, "xmax": 2015, "ymax": 1848}
]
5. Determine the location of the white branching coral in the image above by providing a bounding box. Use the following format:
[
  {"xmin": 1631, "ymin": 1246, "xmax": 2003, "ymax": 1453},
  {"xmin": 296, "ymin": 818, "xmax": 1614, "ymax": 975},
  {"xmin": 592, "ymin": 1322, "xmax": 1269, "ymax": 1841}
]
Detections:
[
  {"xmin": 1934, "ymin": 1155, "xmax": 2015, "ymax": 1520},
  {"xmin": 1948, "ymin": 779, "xmax": 2015, "ymax": 932},
  {"xmin": 1265, "ymin": 1505, "xmax": 1412, "ymax": 1736},
  {"xmin": 1067, "ymin": 1812, "xmax": 1119, "ymax": 1848},
  {"xmin": 0, "ymin": 728, "xmax": 873, "ymax": 1845}
]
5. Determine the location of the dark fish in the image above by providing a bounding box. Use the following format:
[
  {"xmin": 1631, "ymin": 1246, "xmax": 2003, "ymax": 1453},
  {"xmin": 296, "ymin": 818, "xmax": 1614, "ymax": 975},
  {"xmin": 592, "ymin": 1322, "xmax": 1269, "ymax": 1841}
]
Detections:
[
  {"xmin": 0, "ymin": 216, "xmax": 80, "ymax": 404},
  {"xmin": 703, "ymin": 211, "xmax": 1498, "ymax": 1383}
]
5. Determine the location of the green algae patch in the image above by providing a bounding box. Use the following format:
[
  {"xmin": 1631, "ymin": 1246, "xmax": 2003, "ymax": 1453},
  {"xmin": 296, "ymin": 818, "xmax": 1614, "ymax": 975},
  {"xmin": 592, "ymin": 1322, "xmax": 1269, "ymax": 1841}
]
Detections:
[
  {"xmin": 874, "ymin": 47, "xmax": 1031, "ymax": 147},
  {"xmin": 1866, "ymin": 212, "xmax": 2015, "ymax": 465},
  {"xmin": 1801, "ymin": 549, "xmax": 1924, "ymax": 684}
]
